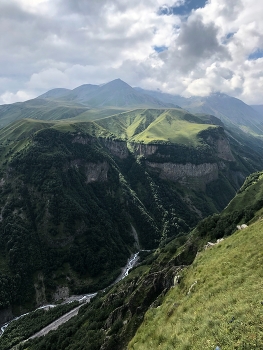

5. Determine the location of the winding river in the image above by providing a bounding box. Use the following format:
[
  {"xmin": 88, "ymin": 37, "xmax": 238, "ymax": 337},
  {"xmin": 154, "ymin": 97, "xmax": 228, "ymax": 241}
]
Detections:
[{"xmin": 0, "ymin": 251, "xmax": 141, "ymax": 337}]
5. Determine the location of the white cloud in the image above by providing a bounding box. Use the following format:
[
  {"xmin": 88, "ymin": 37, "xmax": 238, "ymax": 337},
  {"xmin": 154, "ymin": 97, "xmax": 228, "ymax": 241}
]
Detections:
[
  {"xmin": 0, "ymin": 90, "xmax": 34, "ymax": 105},
  {"xmin": 0, "ymin": 0, "xmax": 262, "ymax": 105}
]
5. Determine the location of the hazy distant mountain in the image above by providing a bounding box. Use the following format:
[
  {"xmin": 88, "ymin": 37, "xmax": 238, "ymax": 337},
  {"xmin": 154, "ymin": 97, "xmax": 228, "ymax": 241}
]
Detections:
[
  {"xmin": 38, "ymin": 79, "xmax": 177, "ymax": 108},
  {"xmin": 0, "ymin": 80, "xmax": 179, "ymax": 128},
  {"xmin": 38, "ymin": 88, "xmax": 71, "ymax": 99},
  {"xmin": 185, "ymin": 93, "xmax": 263, "ymax": 133},
  {"xmin": 134, "ymin": 87, "xmax": 186, "ymax": 106},
  {"xmin": 250, "ymin": 104, "xmax": 263, "ymax": 117},
  {"xmin": 139, "ymin": 89, "xmax": 263, "ymax": 135},
  {"xmin": 0, "ymin": 79, "xmax": 262, "ymax": 135}
]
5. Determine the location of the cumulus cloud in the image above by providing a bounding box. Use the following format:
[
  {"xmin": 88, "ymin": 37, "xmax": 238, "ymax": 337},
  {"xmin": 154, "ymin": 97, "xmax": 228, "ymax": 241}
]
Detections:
[
  {"xmin": 160, "ymin": 17, "xmax": 230, "ymax": 73},
  {"xmin": 0, "ymin": 0, "xmax": 262, "ymax": 104}
]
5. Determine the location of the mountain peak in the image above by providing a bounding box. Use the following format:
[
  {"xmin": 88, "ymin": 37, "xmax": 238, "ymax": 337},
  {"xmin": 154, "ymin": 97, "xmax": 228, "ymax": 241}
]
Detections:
[{"xmin": 102, "ymin": 78, "xmax": 132, "ymax": 90}]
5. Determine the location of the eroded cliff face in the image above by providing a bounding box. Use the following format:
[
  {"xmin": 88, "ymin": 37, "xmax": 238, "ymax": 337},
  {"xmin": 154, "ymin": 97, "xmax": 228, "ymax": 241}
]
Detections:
[
  {"xmin": 130, "ymin": 143, "xmax": 158, "ymax": 157},
  {"xmin": 72, "ymin": 130, "xmax": 234, "ymax": 187},
  {"xmin": 72, "ymin": 134, "xmax": 129, "ymax": 159},
  {"xmin": 68, "ymin": 160, "xmax": 109, "ymax": 183},
  {"xmin": 85, "ymin": 161, "xmax": 109, "ymax": 183},
  {"xmin": 0, "ymin": 308, "xmax": 13, "ymax": 327},
  {"xmin": 146, "ymin": 162, "xmax": 218, "ymax": 190},
  {"xmin": 205, "ymin": 134, "xmax": 234, "ymax": 161},
  {"xmin": 100, "ymin": 138, "xmax": 129, "ymax": 159},
  {"xmin": 127, "ymin": 129, "xmax": 234, "ymax": 190}
]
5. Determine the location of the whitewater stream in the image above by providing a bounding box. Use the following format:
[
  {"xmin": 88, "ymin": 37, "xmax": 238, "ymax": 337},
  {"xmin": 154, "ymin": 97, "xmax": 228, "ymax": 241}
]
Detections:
[{"xmin": 0, "ymin": 251, "xmax": 141, "ymax": 337}]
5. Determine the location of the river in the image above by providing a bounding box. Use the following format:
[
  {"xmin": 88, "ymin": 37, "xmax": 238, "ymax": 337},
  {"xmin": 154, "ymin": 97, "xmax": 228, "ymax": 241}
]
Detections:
[{"xmin": 0, "ymin": 251, "xmax": 142, "ymax": 336}]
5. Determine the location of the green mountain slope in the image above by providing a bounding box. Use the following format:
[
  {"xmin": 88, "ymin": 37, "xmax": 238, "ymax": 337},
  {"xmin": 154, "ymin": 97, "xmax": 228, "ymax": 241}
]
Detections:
[
  {"xmin": 18, "ymin": 170, "xmax": 263, "ymax": 350},
  {"xmin": 139, "ymin": 88, "xmax": 263, "ymax": 136},
  {"xmin": 0, "ymin": 108, "xmax": 262, "ymax": 319},
  {"xmin": 129, "ymin": 219, "xmax": 263, "ymax": 349},
  {"xmin": 0, "ymin": 99, "xmax": 89, "ymax": 128},
  {"xmin": 95, "ymin": 108, "xmax": 219, "ymax": 145}
]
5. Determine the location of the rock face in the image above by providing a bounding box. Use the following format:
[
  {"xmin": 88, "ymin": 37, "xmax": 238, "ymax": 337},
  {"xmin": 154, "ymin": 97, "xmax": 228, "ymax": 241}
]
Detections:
[
  {"xmin": 72, "ymin": 134, "xmax": 93, "ymax": 145},
  {"xmin": 34, "ymin": 273, "xmax": 47, "ymax": 306},
  {"xmin": 101, "ymin": 138, "xmax": 129, "ymax": 159},
  {"xmin": 0, "ymin": 308, "xmax": 13, "ymax": 327},
  {"xmin": 146, "ymin": 162, "xmax": 218, "ymax": 190},
  {"xmin": 130, "ymin": 143, "xmax": 158, "ymax": 157},
  {"xmin": 205, "ymin": 133, "xmax": 234, "ymax": 161},
  {"xmin": 53, "ymin": 287, "xmax": 69, "ymax": 302},
  {"xmin": 85, "ymin": 161, "xmax": 109, "ymax": 183}
]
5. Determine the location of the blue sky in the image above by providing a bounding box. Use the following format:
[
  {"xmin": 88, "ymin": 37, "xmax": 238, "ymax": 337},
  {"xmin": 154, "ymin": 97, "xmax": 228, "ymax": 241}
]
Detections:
[
  {"xmin": 159, "ymin": 0, "xmax": 208, "ymax": 16},
  {"xmin": 248, "ymin": 48, "xmax": 263, "ymax": 60}
]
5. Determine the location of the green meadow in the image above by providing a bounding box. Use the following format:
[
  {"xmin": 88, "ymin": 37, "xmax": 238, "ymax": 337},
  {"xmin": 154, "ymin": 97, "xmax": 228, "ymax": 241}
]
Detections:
[{"xmin": 129, "ymin": 219, "xmax": 263, "ymax": 349}]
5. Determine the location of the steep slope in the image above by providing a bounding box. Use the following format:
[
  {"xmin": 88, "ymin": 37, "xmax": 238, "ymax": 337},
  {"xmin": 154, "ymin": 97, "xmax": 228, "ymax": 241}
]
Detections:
[
  {"xmin": 129, "ymin": 172, "xmax": 263, "ymax": 348},
  {"xmin": 251, "ymin": 104, "xmax": 263, "ymax": 117},
  {"xmin": 18, "ymin": 170, "xmax": 263, "ymax": 350},
  {"xmin": 185, "ymin": 93, "xmax": 263, "ymax": 135},
  {"xmin": 129, "ymin": 219, "xmax": 263, "ymax": 349},
  {"xmin": 0, "ymin": 109, "xmax": 262, "ymax": 320},
  {"xmin": 0, "ymin": 99, "xmax": 89, "ymax": 128},
  {"xmin": 38, "ymin": 88, "xmax": 71, "ymax": 99},
  {"xmin": 134, "ymin": 87, "xmax": 187, "ymax": 107}
]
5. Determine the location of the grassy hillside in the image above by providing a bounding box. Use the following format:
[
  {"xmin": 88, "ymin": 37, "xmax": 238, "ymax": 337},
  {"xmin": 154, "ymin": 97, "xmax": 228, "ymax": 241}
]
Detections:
[
  {"xmin": 130, "ymin": 110, "xmax": 216, "ymax": 145},
  {"xmin": 224, "ymin": 171, "xmax": 263, "ymax": 219},
  {"xmin": 139, "ymin": 88, "xmax": 263, "ymax": 137},
  {"xmin": 129, "ymin": 219, "xmax": 263, "ymax": 349},
  {"xmin": 0, "ymin": 99, "xmax": 90, "ymax": 128},
  {"xmin": 96, "ymin": 108, "xmax": 217, "ymax": 146},
  {"xmin": 129, "ymin": 171, "xmax": 263, "ymax": 349}
]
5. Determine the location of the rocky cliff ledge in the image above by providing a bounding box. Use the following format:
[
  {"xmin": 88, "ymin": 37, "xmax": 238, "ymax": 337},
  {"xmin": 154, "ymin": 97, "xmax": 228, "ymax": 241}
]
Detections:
[
  {"xmin": 85, "ymin": 161, "xmax": 109, "ymax": 183},
  {"xmin": 100, "ymin": 138, "xmax": 129, "ymax": 159},
  {"xmin": 206, "ymin": 134, "xmax": 234, "ymax": 161},
  {"xmin": 146, "ymin": 162, "xmax": 218, "ymax": 190}
]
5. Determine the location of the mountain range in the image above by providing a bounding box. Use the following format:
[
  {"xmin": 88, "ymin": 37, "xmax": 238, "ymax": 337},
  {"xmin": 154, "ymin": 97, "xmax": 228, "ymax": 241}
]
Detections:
[
  {"xmin": 0, "ymin": 78, "xmax": 262, "ymax": 136},
  {"xmin": 0, "ymin": 78, "xmax": 262, "ymax": 349}
]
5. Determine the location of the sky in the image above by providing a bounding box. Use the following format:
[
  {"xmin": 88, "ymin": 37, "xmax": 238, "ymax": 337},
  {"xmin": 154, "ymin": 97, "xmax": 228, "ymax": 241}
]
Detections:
[{"xmin": 0, "ymin": 0, "xmax": 262, "ymax": 105}]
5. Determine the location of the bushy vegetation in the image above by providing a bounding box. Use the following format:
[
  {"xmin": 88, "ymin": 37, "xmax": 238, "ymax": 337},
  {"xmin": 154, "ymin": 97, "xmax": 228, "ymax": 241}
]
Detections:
[
  {"xmin": 10, "ymin": 168, "xmax": 263, "ymax": 350},
  {"xmin": 19, "ymin": 234, "xmax": 193, "ymax": 350},
  {"xmin": 1, "ymin": 121, "xmax": 220, "ymax": 312},
  {"xmin": 0, "ymin": 108, "xmax": 262, "ymax": 338},
  {"xmin": 0, "ymin": 302, "xmax": 79, "ymax": 350}
]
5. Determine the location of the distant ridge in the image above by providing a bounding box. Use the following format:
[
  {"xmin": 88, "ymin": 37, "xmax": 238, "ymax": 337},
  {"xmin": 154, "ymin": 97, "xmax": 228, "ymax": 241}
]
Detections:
[
  {"xmin": 138, "ymin": 88, "xmax": 263, "ymax": 135},
  {"xmin": 250, "ymin": 104, "xmax": 263, "ymax": 118},
  {"xmin": 0, "ymin": 79, "xmax": 262, "ymax": 136},
  {"xmin": 37, "ymin": 78, "xmax": 177, "ymax": 109}
]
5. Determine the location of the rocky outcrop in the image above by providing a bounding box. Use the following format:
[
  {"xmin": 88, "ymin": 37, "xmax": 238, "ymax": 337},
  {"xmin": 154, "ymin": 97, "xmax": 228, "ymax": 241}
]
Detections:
[
  {"xmin": 0, "ymin": 308, "xmax": 13, "ymax": 327},
  {"xmin": 72, "ymin": 134, "xmax": 93, "ymax": 145},
  {"xmin": 68, "ymin": 160, "xmax": 109, "ymax": 183},
  {"xmin": 53, "ymin": 286, "xmax": 69, "ymax": 302},
  {"xmin": 211, "ymin": 136, "xmax": 234, "ymax": 161},
  {"xmin": 100, "ymin": 138, "xmax": 129, "ymax": 159},
  {"xmin": 34, "ymin": 273, "xmax": 47, "ymax": 306},
  {"xmin": 100, "ymin": 264, "xmax": 184, "ymax": 350},
  {"xmin": 85, "ymin": 161, "xmax": 109, "ymax": 183},
  {"xmin": 130, "ymin": 143, "xmax": 158, "ymax": 157},
  {"xmin": 146, "ymin": 161, "xmax": 218, "ymax": 190}
]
